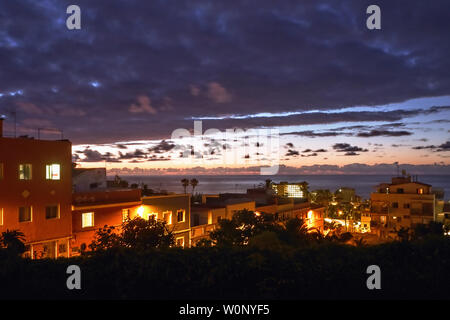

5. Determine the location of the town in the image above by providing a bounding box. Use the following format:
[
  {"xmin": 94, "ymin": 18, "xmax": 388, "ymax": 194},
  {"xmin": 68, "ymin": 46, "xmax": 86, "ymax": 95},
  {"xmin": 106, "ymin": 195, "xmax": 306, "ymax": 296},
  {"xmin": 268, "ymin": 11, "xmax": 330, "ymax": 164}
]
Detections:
[{"xmin": 1, "ymin": 117, "xmax": 448, "ymax": 259}]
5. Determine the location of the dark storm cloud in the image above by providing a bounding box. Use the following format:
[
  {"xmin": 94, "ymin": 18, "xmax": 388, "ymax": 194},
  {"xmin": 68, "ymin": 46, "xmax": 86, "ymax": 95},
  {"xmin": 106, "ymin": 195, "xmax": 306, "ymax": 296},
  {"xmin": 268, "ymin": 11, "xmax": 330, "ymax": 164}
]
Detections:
[{"xmin": 1, "ymin": 0, "xmax": 450, "ymax": 143}]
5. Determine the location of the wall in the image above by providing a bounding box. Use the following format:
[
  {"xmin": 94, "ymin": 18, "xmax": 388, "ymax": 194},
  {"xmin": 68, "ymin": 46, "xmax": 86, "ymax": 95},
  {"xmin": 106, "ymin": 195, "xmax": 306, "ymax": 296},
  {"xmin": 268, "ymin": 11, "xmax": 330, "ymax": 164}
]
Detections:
[{"xmin": 0, "ymin": 137, "xmax": 72, "ymax": 249}]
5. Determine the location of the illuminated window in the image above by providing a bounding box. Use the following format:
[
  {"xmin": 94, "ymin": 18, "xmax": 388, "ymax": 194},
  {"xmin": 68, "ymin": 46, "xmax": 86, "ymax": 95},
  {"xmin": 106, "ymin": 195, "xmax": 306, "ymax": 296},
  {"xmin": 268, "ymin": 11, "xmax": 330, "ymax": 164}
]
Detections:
[
  {"xmin": 45, "ymin": 205, "xmax": 60, "ymax": 219},
  {"xmin": 19, "ymin": 164, "xmax": 32, "ymax": 180},
  {"xmin": 122, "ymin": 209, "xmax": 130, "ymax": 222},
  {"xmin": 82, "ymin": 212, "xmax": 94, "ymax": 228},
  {"xmin": 46, "ymin": 164, "xmax": 61, "ymax": 180},
  {"xmin": 417, "ymin": 188, "xmax": 424, "ymax": 194},
  {"xmin": 163, "ymin": 211, "xmax": 172, "ymax": 225},
  {"xmin": 0, "ymin": 208, "xmax": 3, "ymax": 225},
  {"xmin": 176, "ymin": 237, "xmax": 185, "ymax": 248},
  {"xmin": 19, "ymin": 206, "xmax": 32, "ymax": 222},
  {"xmin": 286, "ymin": 185, "xmax": 304, "ymax": 198},
  {"xmin": 177, "ymin": 210, "xmax": 185, "ymax": 223}
]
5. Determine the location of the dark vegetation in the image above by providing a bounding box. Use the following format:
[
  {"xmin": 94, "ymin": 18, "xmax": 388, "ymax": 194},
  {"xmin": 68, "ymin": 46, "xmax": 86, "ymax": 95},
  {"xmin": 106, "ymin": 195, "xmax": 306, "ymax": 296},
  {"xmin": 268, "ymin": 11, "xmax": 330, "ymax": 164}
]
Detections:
[{"xmin": 0, "ymin": 211, "xmax": 449, "ymax": 300}]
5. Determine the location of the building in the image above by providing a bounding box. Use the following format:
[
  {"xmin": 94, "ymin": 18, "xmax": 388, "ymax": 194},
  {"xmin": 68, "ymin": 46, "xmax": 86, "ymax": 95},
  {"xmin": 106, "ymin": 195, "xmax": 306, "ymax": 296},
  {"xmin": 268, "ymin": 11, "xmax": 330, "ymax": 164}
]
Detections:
[
  {"xmin": 71, "ymin": 189, "xmax": 142, "ymax": 255},
  {"xmin": 140, "ymin": 194, "xmax": 191, "ymax": 248},
  {"xmin": 72, "ymin": 167, "xmax": 107, "ymax": 192},
  {"xmin": 0, "ymin": 118, "xmax": 73, "ymax": 258},
  {"xmin": 190, "ymin": 196, "xmax": 256, "ymax": 245},
  {"xmin": 369, "ymin": 176, "xmax": 435, "ymax": 238},
  {"xmin": 272, "ymin": 181, "xmax": 308, "ymax": 198},
  {"xmin": 257, "ymin": 199, "xmax": 325, "ymax": 232}
]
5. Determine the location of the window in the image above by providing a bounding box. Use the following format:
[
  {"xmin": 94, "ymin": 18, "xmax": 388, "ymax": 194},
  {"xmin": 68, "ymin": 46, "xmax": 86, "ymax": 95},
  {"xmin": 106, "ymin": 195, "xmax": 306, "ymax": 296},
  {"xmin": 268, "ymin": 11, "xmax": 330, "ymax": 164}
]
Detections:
[
  {"xmin": 397, "ymin": 188, "xmax": 404, "ymax": 194},
  {"xmin": 46, "ymin": 164, "xmax": 60, "ymax": 180},
  {"xmin": 0, "ymin": 208, "xmax": 3, "ymax": 225},
  {"xmin": 122, "ymin": 209, "xmax": 130, "ymax": 222},
  {"xmin": 177, "ymin": 210, "xmax": 185, "ymax": 223},
  {"xmin": 176, "ymin": 237, "xmax": 185, "ymax": 248},
  {"xmin": 58, "ymin": 243, "xmax": 67, "ymax": 254},
  {"xmin": 19, "ymin": 206, "xmax": 32, "ymax": 222},
  {"xmin": 45, "ymin": 205, "xmax": 60, "ymax": 219},
  {"xmin": 82, "ymin": 212, "xmax": 94, "ymax": 228},
  {"xmin": 0, "ymin": 163, "xmax": 3, "ymax": 180},
  {"xmin": 417, "ymin": 188, "xmax": 424, "ymax": 194},
  {"xmin": 163, "ymin": 211, "xmax": 172, "ymax": 225},
  {"xmin": 403, "ymin": 203, "xmax": 410, "ymax": 209},
  {"xmin": 19, "ymin": 164, "xmax": 32, "ymax": 180},
  {"xmin": 392, "ymin": 202, "xmax": 398, "ymax": 208}
]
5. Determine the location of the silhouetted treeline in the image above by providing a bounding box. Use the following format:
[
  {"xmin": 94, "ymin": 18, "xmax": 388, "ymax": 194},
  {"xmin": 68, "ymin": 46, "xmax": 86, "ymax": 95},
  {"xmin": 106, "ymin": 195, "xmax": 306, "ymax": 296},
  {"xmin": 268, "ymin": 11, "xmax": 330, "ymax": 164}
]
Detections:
[{"xmin": 1, "ymin": 237, "xmax": 449, "ymax": 299}]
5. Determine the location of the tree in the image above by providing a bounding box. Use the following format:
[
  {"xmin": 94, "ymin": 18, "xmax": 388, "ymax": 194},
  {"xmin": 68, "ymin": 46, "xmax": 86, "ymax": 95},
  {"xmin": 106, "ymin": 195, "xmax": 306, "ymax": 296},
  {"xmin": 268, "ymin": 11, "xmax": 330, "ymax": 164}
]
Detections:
[
  {"xmin": 121, "ymin": 217, "xmax": 174, "ymax": 250},
  {"xmin": 190, "ymin": 178, "xmax": 199, "ymax": 194},
  {"xmin": 88, "ymin": 225, "xmax": 121, "ymax": 251},
  {"xmin": 210, "ymin": 209, "xmax": 280, "ymax": 246},
  {"xmin": 0, "ymin": 229, "xmax": 26, "ymax": 255},
  {"xmin": 89, "ymin": 217, "xmax": 174, "ymax": 252},
  {"xmin": 181, "ymin": 178, "xmax": 189, "ymax": 194}
]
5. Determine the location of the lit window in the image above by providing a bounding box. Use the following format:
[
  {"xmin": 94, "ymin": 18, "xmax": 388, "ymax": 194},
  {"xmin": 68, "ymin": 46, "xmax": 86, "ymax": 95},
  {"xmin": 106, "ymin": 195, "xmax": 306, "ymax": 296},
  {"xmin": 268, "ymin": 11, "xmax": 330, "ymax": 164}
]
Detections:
[
  {"xmin": 177, "ymin": 210, "xmax": 185, "ymax": 223},
  {"xmin": 286, "ymin": 184, "xmax": 304, "ymax": 198},
  {"xmin": 46, "ymin": 164, "xmax": 61, "ymax": 180},
  {"xmin": 45, "ymin": 205, "xmax": 60, "ymax": 219},
  {"xmin": 163, "ymin": 211, "xmax": 172, "ymax": 224},
  {"xmin": 82, "ymin": 212, "xmax": 94, "ymax": 228},
  {"xmin": 19, "ymin": 164, "xmax": 32, "ymax": 180},
  {"xmin": 19, "ymin": 206, "xmax": 32, "ymax": 222},
  {"xmin": 0, "ymin": 208, "xmax": 3, "ymax": 225},
  {"xmin": 176, "ymin": 237, "xmax": 185, "ymax": 248},
  {"xmin": 417, "ymin": 188, "xmax": 424, "ymax": 194}
]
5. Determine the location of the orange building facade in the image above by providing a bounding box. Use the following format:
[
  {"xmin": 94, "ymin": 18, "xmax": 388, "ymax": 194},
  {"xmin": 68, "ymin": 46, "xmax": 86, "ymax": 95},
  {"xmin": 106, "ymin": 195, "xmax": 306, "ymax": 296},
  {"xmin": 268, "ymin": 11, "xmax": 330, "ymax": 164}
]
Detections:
[{"xmin": 0, "ymin": 120, "xmax": 73, "ymax": 258}]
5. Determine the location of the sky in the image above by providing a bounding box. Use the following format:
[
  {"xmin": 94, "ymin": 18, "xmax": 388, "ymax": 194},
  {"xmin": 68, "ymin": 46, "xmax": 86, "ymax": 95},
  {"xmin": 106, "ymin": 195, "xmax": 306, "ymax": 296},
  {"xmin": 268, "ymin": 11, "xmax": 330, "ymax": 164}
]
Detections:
[{"xmin": 0, "ymin": 0, "xmax": 449, "ymax": 175}]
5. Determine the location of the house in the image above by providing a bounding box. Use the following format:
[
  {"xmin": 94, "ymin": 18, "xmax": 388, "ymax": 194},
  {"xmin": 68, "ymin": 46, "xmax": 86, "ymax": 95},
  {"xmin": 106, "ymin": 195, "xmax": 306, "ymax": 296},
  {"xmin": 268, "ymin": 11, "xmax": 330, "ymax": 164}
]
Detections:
[{"xmin": 0, "ymin": 118, "xmax": 73, "ymax": 258}]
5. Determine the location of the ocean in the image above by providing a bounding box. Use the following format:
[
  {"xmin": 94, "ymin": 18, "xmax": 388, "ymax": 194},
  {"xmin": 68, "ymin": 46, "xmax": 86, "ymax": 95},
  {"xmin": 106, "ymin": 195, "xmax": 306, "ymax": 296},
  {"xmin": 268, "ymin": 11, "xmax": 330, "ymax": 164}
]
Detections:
[{"xmin": 116, "ymin": 175, "xmax": 450, "ymax": 201}]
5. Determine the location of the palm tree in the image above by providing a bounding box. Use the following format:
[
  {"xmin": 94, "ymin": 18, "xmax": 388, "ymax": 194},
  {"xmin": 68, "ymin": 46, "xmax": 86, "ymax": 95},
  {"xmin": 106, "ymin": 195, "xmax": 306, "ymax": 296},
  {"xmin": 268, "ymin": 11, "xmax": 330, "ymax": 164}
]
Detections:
[
  {"xmin": 0, "ymin": 229, "xmax": 26, "ymax": 255},
  {"xmin": 181, "ymin": 178, "xmax": 189, "ymax": 194},
  {"xmin": 190, "ymin": 178, "xmax": 199, "ymax": 194}
]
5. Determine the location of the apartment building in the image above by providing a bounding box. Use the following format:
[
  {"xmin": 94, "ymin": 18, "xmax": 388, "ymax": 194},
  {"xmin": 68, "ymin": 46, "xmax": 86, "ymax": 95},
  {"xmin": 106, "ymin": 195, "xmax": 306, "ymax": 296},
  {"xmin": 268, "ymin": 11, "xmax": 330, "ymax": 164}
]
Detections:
[
  {"xmin": 71, "ymin": 189, "xmax": 142, "ymax": 255},
  {"xmin": 191, "ymin": 196, "xmax": 256, "ymax": 245},
  {"xmin": 141, "ymin": 194, "xmax": 191, "ymax": 248},
  {"xmin": 0, "ymin": 118, "xmax": 72, "ymax": 258},
  {"xmin": 370, "ymin": 176, "xmax": 435, "ymax": 238}
]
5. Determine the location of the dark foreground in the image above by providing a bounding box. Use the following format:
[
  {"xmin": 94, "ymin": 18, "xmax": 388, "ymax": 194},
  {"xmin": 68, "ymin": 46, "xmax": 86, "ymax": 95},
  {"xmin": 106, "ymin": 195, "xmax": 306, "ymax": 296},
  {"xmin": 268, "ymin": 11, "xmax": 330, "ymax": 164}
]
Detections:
[{"xmin": 1, "ymin": 238, "xmax": 449, "ymax": 300}]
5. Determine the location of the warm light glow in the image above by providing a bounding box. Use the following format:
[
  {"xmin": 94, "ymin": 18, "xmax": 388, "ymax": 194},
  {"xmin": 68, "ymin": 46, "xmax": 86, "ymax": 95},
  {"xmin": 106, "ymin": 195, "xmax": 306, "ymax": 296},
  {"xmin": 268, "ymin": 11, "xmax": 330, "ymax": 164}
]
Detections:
[
  {"xmin": 338, "ymin": 210, "xmax": 343, "ymax": 215},
  {"xmin": 307, "ymin": 210, "xmax": 313, "ymax": 220},
  {"xmin": 255, "ymin": 211, "xmax": 261, "ymax": 217},
  {"xmin": 137, "ymin": 206, "xmax": 145, "ymax": 218}
]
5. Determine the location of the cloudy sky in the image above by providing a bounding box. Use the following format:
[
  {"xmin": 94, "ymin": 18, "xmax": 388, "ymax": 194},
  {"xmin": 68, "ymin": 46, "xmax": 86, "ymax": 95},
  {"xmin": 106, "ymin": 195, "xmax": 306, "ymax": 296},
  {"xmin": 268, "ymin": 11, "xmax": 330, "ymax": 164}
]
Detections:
[{"xmin": 0, "ymin": 0, "xmax": 449, "ymax": 174}]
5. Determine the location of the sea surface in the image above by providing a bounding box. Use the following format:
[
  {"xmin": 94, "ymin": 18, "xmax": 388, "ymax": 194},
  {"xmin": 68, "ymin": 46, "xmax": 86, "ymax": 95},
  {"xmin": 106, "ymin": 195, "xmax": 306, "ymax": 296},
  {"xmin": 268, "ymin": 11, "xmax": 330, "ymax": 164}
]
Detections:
[{"xmin": 115, "ymin": 175, "xmax": 450, "ymax": 201}]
